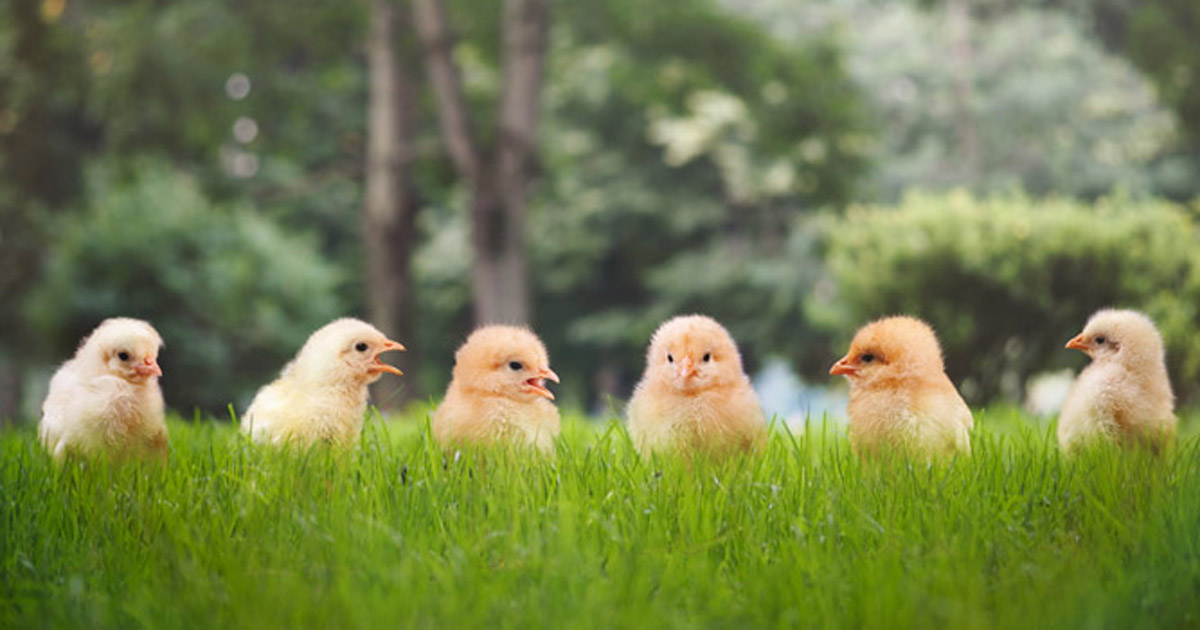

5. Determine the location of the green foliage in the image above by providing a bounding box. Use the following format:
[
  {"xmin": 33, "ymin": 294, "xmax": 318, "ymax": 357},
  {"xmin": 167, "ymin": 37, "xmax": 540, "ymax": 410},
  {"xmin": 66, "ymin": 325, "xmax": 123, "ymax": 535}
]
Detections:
[
  {"xmin": 817, "ymin": 191, "xmax": 1200, "ymax": 402},
  {"xmin": 26, "ymin": 166, "xmax": 345, "ymax": 413},
  {"xmin": 3, "ymin": 413, "xmax": 1200, "ymax": 627}
]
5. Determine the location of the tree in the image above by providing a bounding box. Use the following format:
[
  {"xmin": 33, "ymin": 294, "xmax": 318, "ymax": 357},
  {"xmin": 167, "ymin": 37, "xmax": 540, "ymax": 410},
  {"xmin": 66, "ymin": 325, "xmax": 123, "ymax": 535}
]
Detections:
[
  {"xmin": 364, "ymin": 0, "xmax": 423, "ymax": 404},
  {"xmin": 412, "ymin": 0, "xmax": 549, "ymax": 326}
]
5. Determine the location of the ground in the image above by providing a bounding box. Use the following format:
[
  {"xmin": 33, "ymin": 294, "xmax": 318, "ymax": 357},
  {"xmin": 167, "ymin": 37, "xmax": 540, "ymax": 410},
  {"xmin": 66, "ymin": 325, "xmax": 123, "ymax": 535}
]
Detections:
[{"xmin": 2, "ymin": 408, "xmax": 1198, "ymax": 628}]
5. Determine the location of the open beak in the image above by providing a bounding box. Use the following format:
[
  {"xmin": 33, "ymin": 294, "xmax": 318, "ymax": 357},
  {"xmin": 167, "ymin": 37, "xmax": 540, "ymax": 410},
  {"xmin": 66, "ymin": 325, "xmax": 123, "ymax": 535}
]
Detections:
[
  {"xmin": 369, "ymin": 338, "xmax": 406, "ymax": 376},
  {"xmin": 133, "ymin": 358, "xmax": 163, "ymax": 378},
  {"xmin": 829, "ymin": 356, "xmax": 856, "ymax": 377},
  {"xmin": 1065, "ymin": 334, "xmax": 1089, "ymax": 352},
  {"xmin": 525, "ymin": 367, "xmax": 559, "ymax": 400}
]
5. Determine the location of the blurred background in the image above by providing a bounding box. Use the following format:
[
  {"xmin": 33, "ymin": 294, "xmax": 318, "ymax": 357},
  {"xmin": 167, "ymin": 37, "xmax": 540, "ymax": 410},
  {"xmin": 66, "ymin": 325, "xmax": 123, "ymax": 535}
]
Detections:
[{"xmin": 2, "ymin": 0, "xmax": 1199, "ymax": 424}]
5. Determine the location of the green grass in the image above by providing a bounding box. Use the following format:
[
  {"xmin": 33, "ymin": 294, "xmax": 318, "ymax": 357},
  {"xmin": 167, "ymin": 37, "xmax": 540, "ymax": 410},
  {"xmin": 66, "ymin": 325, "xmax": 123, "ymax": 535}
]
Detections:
[{"xmin": 3, "ymin": 409, "xmax": 1200, "ymax": 629}]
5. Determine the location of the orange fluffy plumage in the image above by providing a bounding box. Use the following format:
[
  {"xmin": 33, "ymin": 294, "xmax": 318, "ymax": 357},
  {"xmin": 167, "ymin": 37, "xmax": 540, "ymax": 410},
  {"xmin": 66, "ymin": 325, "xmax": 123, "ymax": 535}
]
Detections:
[
  {"xmin": 1058, "ymin": 309, "xmax": 1176, "ymax": 453},
  {"xmin": 831, "ymin": 316, "xmax": 972, "ymax": 458},
  {"xmin": 432, "ymin": 326, "xmax": 561, "ymax": 454},
  {"xmin": 627, "ymin": 315, "xmax": 766, "ymax": 457},
  {"xmin": 39, "ymin": 318, "xmax": 169, "ymax": 463}
]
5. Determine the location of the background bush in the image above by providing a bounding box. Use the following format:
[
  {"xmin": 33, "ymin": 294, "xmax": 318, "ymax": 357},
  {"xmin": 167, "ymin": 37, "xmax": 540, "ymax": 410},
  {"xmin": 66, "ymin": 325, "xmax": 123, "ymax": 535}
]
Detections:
[
  {"xmin": 26, "ymin": 166, "xmax": 345, "ymax": 414},
  {"xmin": 813, "ymin": 191, "xmax": 1200, "ymax": 403}
]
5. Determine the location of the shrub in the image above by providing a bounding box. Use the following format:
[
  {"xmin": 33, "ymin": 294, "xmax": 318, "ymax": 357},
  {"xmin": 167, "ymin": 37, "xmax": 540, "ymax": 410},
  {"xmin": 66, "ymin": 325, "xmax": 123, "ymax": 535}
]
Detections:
[
  {"xmin": 815, "ymin": 191, "xmax": 1200, "ymax": 403},
  {"xmin": 26, "ymin": 166, "xmax": 345, "ymax": 414}
]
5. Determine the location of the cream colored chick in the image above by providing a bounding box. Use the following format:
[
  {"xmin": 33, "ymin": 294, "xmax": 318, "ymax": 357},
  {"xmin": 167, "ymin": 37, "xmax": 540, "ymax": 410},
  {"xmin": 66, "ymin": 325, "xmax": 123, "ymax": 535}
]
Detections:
[
  {"xmin": 242, "ymin": 318, "xmax": 404, "ymax": 447},
  {"xmin": 39, "ymin": 318, "xmax": 168, "ymax": 463},
  {"xmin": 432, "ymin": 326, "xmax": 561, "ymax": 453},
  {"xmin": 831, "ymin": 316, "xmax": 972, "ymax": 458},
  {"xmin": 627, "ymin": 315, "xmax": 766, "ymax": 457},
  {"xmin": 1058, "ymin": 309, "xmax": 1176, "ymax": 453}
]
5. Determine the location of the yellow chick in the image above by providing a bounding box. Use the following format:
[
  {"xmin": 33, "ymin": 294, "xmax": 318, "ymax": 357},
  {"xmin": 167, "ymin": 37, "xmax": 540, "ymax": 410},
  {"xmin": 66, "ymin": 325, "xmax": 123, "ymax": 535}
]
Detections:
[
  {"xmin": 831, "ymin": 316, "xmax": 972, "ymax": 458},
  {"xmin": 432, "ymin": 326, "xmax": 561, "ymax": 453},
  {"xmin": 39, "ymin": 318, "xmax": 168, "ymax": 463},
  {"xmin": 242, "ymin": 318, "xmax": 405, "ymax": 447},
  {"xmin": 627, "ymin": 315, "xmax": 766, "ymax": 457},
  {"xmin": 1058, "ymin": 309, "xmax": 1176, "ymax": 453}
]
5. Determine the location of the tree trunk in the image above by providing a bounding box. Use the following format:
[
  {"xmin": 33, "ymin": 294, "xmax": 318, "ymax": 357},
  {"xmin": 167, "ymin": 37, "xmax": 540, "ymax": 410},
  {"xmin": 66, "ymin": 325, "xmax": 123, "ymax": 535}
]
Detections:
[
  {"xmin": 413, "ymin": 0, "xmax": 548, "ymax": 326},
  {"xmin": 364, "ymin": 0, "xmax": 422, "ymax": 406},
  {"xmin": 947, "ymin": 0, "xmax": 980, "ymax": 183}
]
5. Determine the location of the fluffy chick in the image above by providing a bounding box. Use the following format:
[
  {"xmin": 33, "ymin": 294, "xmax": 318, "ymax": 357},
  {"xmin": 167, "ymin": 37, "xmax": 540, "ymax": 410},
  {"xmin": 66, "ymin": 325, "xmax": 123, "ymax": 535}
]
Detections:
[
  {"xmin": 627, "ymin": 315, "xmax": 766, "ymax": 457},
  {"xmin": 39, "ymin": 318, "xmax": 168, "ymax": 463},
  {"xmin": 1058, "ymin": 309, "xmax": 1176, "ymax": 453},
  {"xmin": 242, "ymin": 318, "xmax": 404, "ymax": 447},
  {"xmin": 831, "ymin": 316, "xmax": 972, "ymax": 458},
  {"xmin": 433, "ymin": 326, "xmax": 561, "ymax": 453}
]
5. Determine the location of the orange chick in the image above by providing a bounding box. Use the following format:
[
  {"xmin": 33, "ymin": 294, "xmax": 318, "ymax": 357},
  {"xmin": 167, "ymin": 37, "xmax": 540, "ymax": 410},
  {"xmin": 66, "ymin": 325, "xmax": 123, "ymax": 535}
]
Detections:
[
  {"xmin": 1058, "ymin": 309, "xmax": 1176, "ymax": 453},
  {"xmin": 432, "ymin": 326, "xmax": 561, "ymax": 453},
  {"xmin": 627, "ymin": 315, "xmax": 766, "ymax": 457},
  {"xmin": 831, "ymin": 316, "xmax": 972, "ymax": 457},
  {"xmin": 39, "ymin": 318, "xmax": 168, "ymax": 463},
  {"xmin": 242, "ymin": 318, "xmax": 404, "ymax": 447}
]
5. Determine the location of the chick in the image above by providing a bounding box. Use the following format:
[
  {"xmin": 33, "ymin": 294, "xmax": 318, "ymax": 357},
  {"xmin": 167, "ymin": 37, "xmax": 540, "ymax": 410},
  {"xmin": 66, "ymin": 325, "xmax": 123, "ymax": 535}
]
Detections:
[
  {"xmin": 39, "ymin": 318, "xmax": 168, "ymax": 463},
  {"xmin": 627, "ymin": 315, "xmax": 766, "ymax": 457},
  {"xmin": 242, "ymin": 318, "xmax": 405, "ymax": 447},
  {"xmin": 432, "ymin": 326, "xmax": 561, "ymax": 453},
  {"xmin": 830, "ymin": 316, "xmax": 972, "ymax": 458},
  {"xmin": 1058, "ymin": 309, "xmax": 1176, "ymax": 453}
]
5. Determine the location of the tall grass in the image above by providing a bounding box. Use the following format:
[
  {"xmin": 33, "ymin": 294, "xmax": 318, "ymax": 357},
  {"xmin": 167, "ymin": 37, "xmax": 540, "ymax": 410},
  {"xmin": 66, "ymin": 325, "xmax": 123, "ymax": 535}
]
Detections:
[{"xmin": 2, "ymin": 411, "xmax": 1199, "ymax": 628}]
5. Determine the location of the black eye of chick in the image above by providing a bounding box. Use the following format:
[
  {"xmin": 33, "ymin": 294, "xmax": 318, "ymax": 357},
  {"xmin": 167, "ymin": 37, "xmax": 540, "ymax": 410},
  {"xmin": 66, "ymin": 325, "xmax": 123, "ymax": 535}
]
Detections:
[
  {"xmin": 703, "ymin": 353, "xmax": 711, "ymax": 362},
  {"xmin": 667, "ymin": 354, "xmax": 674, "ymax": 363},
  {"xmin": 509, "ymin": 361, "xmax": 523, "ymax": 371},
  {"xmin": 861, "ymin": 353, "xmax": 875, "ymax": 363},
  {"xmin": 355, "ymin": 342, "xmax": 369, "ymax": 352},
  {"xmin": 1095, "ymin": 336, "xmax": 1106, "ymax": 345},
  {"xmin": 117, "ymin": 351, "xmax": 130, "ymax": 362}
]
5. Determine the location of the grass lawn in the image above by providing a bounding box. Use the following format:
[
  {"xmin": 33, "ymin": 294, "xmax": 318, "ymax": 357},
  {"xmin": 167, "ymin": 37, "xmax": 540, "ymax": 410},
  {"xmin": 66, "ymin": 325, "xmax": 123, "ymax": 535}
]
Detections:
[{"xmin": 2, "ymin": 408, "xmax": 1199, "ymax": 628}]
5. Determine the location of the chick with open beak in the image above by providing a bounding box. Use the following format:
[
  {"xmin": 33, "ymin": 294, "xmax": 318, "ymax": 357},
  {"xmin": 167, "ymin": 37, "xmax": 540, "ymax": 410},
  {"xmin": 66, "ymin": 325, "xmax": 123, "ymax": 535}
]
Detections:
[{"xmin": 433, "ymin": 325, "xmax": 561, "ymax": 454}]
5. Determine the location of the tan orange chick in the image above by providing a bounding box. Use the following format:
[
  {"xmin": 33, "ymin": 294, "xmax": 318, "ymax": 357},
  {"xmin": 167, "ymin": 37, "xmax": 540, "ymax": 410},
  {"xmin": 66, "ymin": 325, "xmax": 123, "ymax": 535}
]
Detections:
[
  {"xmin": 831, "ymin": 316, "xmax": 972, "ymax": 458},
  {"xmin": 39, "ymin": 318, "xmax": 168, "ymax": 463},
  {"xmin": 627, "ymin": 315, "xmax": 766, "ymax": 457},
  {"xmin": 1058, "ymin": 309, "xmax": 1176, "ymax": 453},
  {"xmin": 242, "ymin": 318, "xmax": 405, "ymax": 447},
  {"xmin": 432, "ymin": 326, "xmax": 561, "ymax": 454}
]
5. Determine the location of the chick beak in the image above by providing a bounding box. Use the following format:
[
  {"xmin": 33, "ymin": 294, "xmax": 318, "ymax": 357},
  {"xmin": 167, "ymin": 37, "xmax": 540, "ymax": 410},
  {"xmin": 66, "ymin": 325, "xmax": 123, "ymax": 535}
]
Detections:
[
  {"xmin": 525, "ymin": 368, "xmax": 559, "ymax": 400},
  {"xmin": 829, "ymin": 356, "xmax": 857, "ymax": 377},
  {"xmin": 1065, "ymin": 334, "xmax": 1089, "ymax": 352},
  {"xmin": 133, "ymin": 357, "xmax": 163, "ymax": 378},
  {"xmin": 369, "ymin": 339, "xmax": 407, "ymax": 376},
  {"xmin": 676, "ymin": 357, "xmax": 697, "ymax": 381}
]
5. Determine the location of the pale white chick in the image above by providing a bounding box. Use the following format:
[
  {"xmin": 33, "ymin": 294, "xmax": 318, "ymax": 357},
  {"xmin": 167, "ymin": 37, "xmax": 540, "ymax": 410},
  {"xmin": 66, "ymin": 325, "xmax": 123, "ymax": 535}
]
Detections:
[
  {"xmin": 432, "ymin": 326, "xmax": 561, "ymax": 454},
  {"xmin": 1058, "ymin": 309, "xmax": 1176, "ymax": 453},
  {"xmin": 831, "ymin": 316, "xmax": 972, "ymax": 458},
  {"xmin": 39, "ymin": 318, "xmax": 168, "ymax": 463},
  {"xmin": 627, "ymin": 315, "xmax": 766, "ymax": 457},
  {"xmin": 242, "ymin": 318, "xmax": 405, "ymax": 448}
]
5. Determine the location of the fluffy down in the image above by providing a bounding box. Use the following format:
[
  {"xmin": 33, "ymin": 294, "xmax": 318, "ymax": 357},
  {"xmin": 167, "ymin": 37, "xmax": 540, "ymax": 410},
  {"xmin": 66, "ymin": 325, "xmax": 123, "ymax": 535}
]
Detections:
[
  {"xmin": 831, "ymin": 316, "xmax": 972, "ymax": 458},
  {"xmin": 627, "ymin": 315, "xmax": 766, "ymax": 457},
  {"xmin": 39, "ymin": 318, "xmax": 168, "ymax": 463},
  {"xmin": 433, "ymin": 326, "xmax": 561, "ymax": 453},
  {"xmin": 1058, "ymin": 309, "xmax": 1176, "ymax": 453},
  {"xmin": 242, "ymin": 318, "xmax": 404, "ymax": 447}
]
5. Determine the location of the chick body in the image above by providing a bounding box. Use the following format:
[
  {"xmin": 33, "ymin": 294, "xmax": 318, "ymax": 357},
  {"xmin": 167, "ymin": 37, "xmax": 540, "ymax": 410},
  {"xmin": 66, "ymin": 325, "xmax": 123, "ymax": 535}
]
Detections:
[
  {"xmin": 627, "ymin": 315, "xmax": 766, "ymax": 457},
  {"xmin": 832, "ymin": 316, "xmax": 972, "ymax": 458},
  {"xmin": 242, "ymin": 318, "xmax": 404, "ymax": 448},
  {"xmin": 39, "ymin": 318, "xmax": 168, "ymax": 462},
  {"xmin": 433, "ymin": 326, "xmax": 560, "ymax": 453},
  {"xmin": 1058, "ymin": 309, "xmax": 1175, "ymax": 452}
]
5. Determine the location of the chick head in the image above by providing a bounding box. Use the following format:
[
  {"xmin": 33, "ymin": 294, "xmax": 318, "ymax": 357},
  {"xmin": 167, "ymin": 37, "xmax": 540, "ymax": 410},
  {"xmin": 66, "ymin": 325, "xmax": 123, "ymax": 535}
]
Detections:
[
  {"xmin": 451, "ymin": 326, "xmax": 559, "ymax": 401},
  {"xmin": 289, "ymin": 318, "xmax": 405, "ymax": 386},
  {"xmin": 643, "ymin": 315, "xmax": 747, "ymax": 393},
  {"xmin": 1066, "ymin": 309, "xmax": 1165, "ymax": 365},
  {"xmin": 830, "ymin": 316, "xmax": 945, "ymax": 388},
  {"xmin": 82, "ymin": 318, "xmax": 164, "ymax": 384}
]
